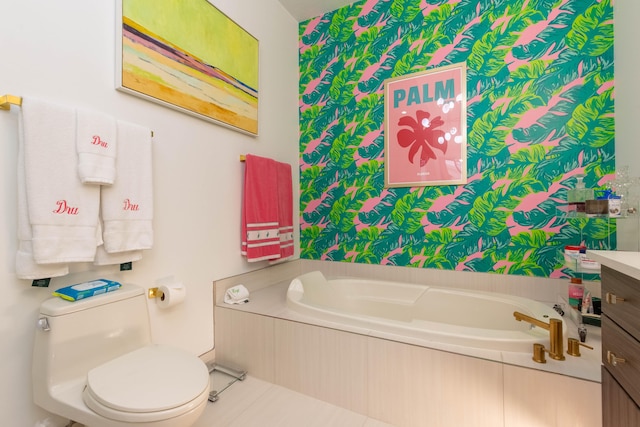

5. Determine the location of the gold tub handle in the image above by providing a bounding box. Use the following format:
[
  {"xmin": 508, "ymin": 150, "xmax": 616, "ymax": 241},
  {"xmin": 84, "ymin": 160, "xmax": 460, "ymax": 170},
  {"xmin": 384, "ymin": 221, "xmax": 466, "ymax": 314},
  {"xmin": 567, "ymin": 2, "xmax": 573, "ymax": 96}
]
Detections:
[{"xmin": 567, "ymin": 338, "xmax": 593, "ymax": 357}]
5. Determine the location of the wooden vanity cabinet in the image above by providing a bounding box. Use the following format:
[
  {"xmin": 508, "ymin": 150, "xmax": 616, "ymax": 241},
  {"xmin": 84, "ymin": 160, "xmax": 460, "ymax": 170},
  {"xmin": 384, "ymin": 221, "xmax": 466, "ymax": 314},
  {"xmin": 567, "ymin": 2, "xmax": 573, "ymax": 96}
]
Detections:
[
  {"xmin": 601, "ymin": 265, "xmax": 640, "ymax": 426},
  {"xmin": 602, "ymin": 368, "xmax": 640, "ymax": 426}
]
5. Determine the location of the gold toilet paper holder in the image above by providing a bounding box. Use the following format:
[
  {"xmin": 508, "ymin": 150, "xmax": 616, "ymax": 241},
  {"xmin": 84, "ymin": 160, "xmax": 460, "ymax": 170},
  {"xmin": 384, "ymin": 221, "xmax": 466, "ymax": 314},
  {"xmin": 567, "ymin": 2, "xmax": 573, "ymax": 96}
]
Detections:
[{"xmin": 148, "ymin": 287, "xmax": 164, "ymax": 300}]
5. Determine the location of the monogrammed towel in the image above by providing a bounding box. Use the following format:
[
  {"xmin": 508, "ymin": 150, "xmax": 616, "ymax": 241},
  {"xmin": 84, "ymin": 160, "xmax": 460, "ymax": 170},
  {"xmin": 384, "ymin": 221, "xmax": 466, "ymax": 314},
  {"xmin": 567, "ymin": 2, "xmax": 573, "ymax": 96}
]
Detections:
[
  {"xmin": 15, "ymin": 115, "xmax": 69, "ymax": 279},
  {"xmin": 93, "ymin": 219, "xmax": 143, "ymax": 265},
  {"xmin": 21, "ymin": 96, "xmax": 100, "ymax": 264},
  {"xmin": 76, "ymin": 107, "xmax": 117, "ymax": 185},
  {"xmin": 100, "ymin": 120, "xmax": 153, "ymax": 253}
]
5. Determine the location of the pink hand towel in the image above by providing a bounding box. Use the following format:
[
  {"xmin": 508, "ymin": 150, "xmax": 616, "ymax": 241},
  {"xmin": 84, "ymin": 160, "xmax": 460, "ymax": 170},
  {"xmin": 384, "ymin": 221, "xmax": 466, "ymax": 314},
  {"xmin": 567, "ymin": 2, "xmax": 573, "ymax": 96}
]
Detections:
[
  {"xmin": 275, "ymin": 161, "xmax": 294, "ymax": 260},
  {"xmin": 241, "ymin": 155, "xmax": 281, "ymax": 262}
]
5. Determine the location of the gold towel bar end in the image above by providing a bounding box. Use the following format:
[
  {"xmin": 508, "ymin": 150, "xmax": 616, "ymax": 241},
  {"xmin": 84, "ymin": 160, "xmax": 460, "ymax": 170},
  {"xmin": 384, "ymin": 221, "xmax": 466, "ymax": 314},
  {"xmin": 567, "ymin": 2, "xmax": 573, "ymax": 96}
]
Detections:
[{"xmin": 0, "ymin": 94, "xmax": 22, "ymax": 110}]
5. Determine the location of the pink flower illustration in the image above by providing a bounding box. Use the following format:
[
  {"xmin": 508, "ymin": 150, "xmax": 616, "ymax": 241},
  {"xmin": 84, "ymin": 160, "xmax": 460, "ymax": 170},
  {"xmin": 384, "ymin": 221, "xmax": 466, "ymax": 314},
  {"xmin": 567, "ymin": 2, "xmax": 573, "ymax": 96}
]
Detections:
[{"xmin": 396, "ymin": 110, "xmax": 446, "ymax": 166}]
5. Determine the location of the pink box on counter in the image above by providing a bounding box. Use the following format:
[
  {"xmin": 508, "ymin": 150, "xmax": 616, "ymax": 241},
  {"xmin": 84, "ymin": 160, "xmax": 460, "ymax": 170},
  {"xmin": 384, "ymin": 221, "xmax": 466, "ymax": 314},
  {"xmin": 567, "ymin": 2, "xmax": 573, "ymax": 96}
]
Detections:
[{"xmin": 568, "ymin": 283, "xmax": 584, "ymax": 308}]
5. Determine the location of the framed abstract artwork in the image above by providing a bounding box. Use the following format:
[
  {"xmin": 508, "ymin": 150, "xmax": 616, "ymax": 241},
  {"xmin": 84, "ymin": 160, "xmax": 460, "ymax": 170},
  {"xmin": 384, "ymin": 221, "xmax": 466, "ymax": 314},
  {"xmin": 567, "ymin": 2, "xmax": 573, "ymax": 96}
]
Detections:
[
  {"xmin": 384, "ymin": 63, "xmax": 467, "ymax": 187},
  {"xmin": 116, "ymin": 0, "xmax": 259, "ymax": 135}
]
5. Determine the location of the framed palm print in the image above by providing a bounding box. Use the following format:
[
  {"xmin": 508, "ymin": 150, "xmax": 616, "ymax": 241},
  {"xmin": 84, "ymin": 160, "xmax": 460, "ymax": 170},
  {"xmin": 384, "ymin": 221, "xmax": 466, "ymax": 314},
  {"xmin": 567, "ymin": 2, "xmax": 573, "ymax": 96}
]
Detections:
[{"xmin": 384, "ymin": 63, "xmax": 467, "ymax": 187}]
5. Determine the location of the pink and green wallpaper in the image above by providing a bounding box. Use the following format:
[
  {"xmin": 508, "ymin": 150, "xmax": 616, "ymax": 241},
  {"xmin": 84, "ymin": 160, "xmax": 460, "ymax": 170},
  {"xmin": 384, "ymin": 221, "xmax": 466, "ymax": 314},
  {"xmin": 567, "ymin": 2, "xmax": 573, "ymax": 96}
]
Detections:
[{"xmin": 299, "ymin": 0, "xmax": 615, "ymax": 278}]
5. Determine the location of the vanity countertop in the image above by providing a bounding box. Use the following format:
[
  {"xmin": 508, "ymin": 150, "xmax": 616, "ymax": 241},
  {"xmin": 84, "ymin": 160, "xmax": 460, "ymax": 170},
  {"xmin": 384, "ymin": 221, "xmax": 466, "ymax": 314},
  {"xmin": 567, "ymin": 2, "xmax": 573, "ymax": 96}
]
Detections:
[{"xmin": 587, "ymin": 250, "xmax": 640, "ymax": 280}]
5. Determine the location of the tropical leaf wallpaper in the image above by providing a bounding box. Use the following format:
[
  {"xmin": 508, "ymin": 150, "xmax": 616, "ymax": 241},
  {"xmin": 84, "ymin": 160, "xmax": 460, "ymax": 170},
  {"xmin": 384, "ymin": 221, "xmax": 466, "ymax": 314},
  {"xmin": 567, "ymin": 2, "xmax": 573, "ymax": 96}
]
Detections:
[{"xmin": 298, "ymin": 0, "xmax": 615, "ymax": 278}]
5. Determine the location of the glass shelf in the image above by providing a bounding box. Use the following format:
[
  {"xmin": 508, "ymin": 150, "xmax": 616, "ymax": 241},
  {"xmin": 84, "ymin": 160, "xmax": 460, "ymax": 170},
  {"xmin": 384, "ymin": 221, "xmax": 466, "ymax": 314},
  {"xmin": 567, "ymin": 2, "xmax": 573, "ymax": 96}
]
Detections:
[{"xmin": 561, "ymin": 253, "xmax": 601, "ymax": 274}]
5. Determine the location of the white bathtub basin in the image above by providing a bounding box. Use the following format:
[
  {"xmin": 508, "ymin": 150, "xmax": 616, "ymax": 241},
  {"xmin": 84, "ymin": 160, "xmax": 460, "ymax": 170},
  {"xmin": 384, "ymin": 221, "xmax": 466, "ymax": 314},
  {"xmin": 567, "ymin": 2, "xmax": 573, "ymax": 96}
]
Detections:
[{"xmin": 286, "ymin": 271, "xmax": 566, "ymax": 352}]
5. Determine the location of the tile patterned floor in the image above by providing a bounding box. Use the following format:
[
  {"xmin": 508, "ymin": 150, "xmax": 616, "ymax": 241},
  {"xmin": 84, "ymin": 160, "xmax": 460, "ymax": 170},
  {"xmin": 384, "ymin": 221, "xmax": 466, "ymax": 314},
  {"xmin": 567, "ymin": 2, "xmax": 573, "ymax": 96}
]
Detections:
[{"xmin": 192, "ymin": 372, "xmax": 393, "ymax": 427}]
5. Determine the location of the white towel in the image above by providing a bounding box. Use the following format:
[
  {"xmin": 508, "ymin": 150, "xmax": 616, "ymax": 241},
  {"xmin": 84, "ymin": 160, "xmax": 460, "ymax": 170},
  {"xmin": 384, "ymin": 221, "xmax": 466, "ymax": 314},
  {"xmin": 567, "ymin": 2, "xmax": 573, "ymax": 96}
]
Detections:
[
  {"xmin": 76, "ymin": 107, "xmax": 117, "ymax": 185},
  {"xmin": 100, "ymin": 120, "xmax": 153, "ymax": 253},
  {"xmin": 15, "ymin": 117, "xmax": 69, "ymax": 279},
  {"xmin": 94, "ymin": 246, "xmax": 143, "ymax": 265},
  {"xmin": 224, "ymin": 285, "xmax": 250, "ymax": 304},
  {"xmin": 21, "ymin": 97, "xmax": 100, "ymax": 264},
  {"xmin": 93, "ymin": 220, "xmax": 143, "ymax": 265}
]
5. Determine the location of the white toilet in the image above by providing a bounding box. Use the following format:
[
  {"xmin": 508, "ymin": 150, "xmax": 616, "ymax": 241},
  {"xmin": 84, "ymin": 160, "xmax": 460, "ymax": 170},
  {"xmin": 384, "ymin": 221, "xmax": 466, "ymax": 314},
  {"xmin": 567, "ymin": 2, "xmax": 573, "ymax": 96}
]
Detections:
[{"xmin": 32, "ymin": 283, "xmax": 210, "ymax": 427}]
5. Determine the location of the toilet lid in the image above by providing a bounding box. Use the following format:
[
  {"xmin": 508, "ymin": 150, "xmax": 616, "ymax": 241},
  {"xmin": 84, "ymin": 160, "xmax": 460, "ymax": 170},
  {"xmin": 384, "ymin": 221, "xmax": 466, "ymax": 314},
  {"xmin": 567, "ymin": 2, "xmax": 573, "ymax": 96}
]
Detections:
[{"xmin": 85, "ymin": 344, "xmax": 209, "ymax": 414}]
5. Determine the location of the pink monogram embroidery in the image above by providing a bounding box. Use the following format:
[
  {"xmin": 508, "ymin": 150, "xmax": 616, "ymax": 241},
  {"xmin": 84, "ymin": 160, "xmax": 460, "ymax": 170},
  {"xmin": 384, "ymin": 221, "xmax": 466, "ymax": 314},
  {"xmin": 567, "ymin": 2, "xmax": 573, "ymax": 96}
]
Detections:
[
  {"xmin": 123, "ymin": 198, "xmax": 140, "ymax": 211},
  {"xmin": 91, "ymin": 135, "xmax": 109, "ymax": 148},
  {"xmin": 53, "ymin": 200, "xmax": 79, "ymax": 215}
]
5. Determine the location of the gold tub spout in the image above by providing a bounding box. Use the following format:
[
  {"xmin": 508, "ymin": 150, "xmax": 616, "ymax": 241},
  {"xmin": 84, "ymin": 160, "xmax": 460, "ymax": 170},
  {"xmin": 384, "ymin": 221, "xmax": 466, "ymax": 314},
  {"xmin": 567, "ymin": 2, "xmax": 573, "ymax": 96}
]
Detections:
[{"xmin": 513, "ymin": 311, "xmax": 565, "ymax": 361}]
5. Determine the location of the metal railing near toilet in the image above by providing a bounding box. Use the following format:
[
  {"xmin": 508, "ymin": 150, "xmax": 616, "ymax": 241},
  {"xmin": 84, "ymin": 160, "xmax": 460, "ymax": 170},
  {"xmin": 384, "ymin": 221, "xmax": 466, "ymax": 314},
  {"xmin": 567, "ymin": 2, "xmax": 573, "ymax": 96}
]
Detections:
[{"xmin": 205, "ymin": 362, "xmax": 247, "ymax": 402}]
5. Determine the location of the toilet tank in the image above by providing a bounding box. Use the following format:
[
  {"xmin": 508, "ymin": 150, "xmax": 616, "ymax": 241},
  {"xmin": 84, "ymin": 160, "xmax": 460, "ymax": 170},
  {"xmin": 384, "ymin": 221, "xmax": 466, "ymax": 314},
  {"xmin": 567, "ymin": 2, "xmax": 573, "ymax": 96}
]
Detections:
[{"xmin": 33, "ymin": 283, "xmax": 152, "ymax": 389}]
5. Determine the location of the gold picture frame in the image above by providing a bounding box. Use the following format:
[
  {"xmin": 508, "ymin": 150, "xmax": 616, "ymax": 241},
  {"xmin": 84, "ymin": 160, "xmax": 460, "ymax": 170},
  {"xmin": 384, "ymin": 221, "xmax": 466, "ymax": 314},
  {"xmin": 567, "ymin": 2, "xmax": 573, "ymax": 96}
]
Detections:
[{"xmin": 116, "ymin": 0, "xmax": 259, "ymax": 135}]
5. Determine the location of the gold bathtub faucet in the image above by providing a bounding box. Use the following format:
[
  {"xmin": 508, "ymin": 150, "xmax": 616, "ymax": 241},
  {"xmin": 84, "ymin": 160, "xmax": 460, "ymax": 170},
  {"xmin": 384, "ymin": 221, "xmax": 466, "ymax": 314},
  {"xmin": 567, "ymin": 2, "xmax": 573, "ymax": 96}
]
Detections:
[{"xmin": 513, "ymin": 311, "xmax": 565, "ymax": 362}]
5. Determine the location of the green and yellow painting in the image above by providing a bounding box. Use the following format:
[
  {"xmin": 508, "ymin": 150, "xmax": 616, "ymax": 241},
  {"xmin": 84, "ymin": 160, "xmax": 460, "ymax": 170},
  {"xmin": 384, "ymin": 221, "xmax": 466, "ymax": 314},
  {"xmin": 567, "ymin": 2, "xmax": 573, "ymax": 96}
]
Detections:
[{"xmin": 119, "ymin": 0, "xmax": 259, "ymax": 134}]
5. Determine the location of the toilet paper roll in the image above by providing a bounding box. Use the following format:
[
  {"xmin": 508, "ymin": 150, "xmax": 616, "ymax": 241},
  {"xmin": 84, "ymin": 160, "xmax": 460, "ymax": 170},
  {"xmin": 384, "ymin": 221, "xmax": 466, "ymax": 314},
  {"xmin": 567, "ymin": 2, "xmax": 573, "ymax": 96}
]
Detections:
[{"xmin": 157, "ymin": 283, "xmax": 185, "ymax": 309}]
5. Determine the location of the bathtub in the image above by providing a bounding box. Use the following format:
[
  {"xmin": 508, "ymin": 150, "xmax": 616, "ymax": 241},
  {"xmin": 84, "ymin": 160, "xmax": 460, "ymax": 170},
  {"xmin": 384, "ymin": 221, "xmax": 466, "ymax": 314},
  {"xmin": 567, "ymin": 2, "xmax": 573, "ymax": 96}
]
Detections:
[{"xmin": 286, "ymin": 271, "xmax": 566, "ymax": 353}]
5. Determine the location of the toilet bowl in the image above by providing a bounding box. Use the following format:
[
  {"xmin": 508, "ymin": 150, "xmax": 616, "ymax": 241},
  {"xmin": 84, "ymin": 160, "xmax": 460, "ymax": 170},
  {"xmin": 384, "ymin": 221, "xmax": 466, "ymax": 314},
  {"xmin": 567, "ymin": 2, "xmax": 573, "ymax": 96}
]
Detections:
[
  {"xmin": 83, "ymin": 344, "xmax": 210, "ymax": 424},
  {"xmin": 32, "ymin": 283, "xmax": 210, "ymax": 426}
]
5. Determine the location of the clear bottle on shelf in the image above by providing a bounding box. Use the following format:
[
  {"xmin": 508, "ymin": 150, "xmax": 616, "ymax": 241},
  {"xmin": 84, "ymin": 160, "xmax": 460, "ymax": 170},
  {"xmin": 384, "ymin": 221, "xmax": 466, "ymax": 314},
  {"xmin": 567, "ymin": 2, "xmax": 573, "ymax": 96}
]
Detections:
[{"xmin": 567, "ymin": 175, "xmax": 594, "ymax": 217}]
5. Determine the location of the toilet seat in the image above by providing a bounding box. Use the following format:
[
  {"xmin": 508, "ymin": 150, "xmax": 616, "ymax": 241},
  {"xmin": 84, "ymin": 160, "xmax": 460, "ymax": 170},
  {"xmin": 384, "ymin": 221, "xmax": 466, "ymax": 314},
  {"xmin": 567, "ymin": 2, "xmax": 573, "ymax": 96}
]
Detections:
[{"xmin": 83, "ymin": 344, "xmax": 210, "ymax": 423}]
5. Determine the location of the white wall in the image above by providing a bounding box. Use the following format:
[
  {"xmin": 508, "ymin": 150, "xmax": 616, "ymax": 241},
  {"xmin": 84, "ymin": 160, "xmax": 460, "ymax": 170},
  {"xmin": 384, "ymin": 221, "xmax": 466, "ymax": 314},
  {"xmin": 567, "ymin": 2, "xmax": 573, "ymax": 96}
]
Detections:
[
  {"xmin": 614, "ymin": 1, "xmax": 640, "ymax": 177},
  {"xmin": 0, "ymin": 0, "xmax": 299, "ymax": 425},
  {"xmin": 613, "ymin": 1, "xmax": 640, "ymax": 251}
]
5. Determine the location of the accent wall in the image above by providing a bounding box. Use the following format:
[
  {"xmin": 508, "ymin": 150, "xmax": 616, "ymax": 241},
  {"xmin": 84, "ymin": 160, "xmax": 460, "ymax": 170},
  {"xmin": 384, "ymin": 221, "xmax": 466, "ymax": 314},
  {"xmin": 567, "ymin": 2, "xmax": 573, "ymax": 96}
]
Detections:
[{"xmin": 299, "ymin": 0, "xmax": 615, "ymax": 278}]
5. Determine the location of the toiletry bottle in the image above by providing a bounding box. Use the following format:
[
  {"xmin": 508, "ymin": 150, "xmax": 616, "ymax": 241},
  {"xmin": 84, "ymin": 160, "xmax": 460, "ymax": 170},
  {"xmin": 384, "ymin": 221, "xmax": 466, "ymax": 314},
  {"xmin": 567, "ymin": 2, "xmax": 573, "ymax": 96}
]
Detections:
[
  {"xmin": 568, "ymin": 175, "xmax": 593, "ymax": 217},
  {"xmin": 578, "ymin": 323, "xmax": 587, "ymax": 342},
  {"xmin": 568, "ymin": 277, "xmax": 584, "ymax": 309},
  {"xmin": 581, "ymin": 291, "xmax": 592, "ymax": 315},
  {"xmin": 581, "ymin": 177, "xmax": 595, "ymax": 207}
]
